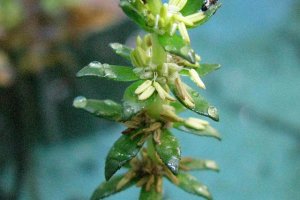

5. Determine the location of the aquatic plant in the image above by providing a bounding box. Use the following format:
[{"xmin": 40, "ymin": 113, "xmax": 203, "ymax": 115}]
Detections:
[{"xmin": 74, "ymin": 0, "xmax": 222, "ymax": 199}]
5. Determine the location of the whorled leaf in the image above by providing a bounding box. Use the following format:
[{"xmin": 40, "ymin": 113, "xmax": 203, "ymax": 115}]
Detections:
[
  {"xmin": 173, "ymin": 122, "xmax": 221, "ymax": 140},
  {"xmin": 91, "ymin": 174, "xmax": 136, "ymax": 200},
  {"xmin": 180, "ymin": 0, "xmax": 204, "ymax": 16},
  {"xmin": 76, "ymin": 61, "xmax": 138, "ymax": 82},
  {"xmin": 172, "ymin": 85, "xmax": 219, "ymax": 121},
  {"xmin": 158, "ymin": 34, "xmax": 196, "ymax": 64},
  {"xmin": 175, "ymin": 173, "xmax": 213, "ymax": 200},
  {"xmin": 120, "ymin": 0, "xmax": 149, "ymax": 31},
  {"xmin": 180, "ymin": 64, "xmax": 221, "ymax": 77},
  {"xmin": 122, "ymin": 80, "xmax": 158, "ymax": 120},
  {"xmin": 105, "ymin": 129, "xmax": 145, "ymax": 181},
  {"xmin": 73, "ymin": 97, "xmax": 123, "ymax": 121},
  {"xmin": 180, "ymin": 158, "xmax": 220, "ymax": 172},
  {"xmin": 139, "ymin": 184, "xmax": 163, "ymax": 200},
  {"xmin": 154, "ymin": 130, "xmax": 181, "ymax": 174},
  {"xmin": 110, "ymin": 43, "xmax": 133, "ymax": 61}
]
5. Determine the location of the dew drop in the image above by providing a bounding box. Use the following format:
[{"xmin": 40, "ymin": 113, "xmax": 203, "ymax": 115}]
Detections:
[
  {"xmin": 208, "ymin": 106, "xmax": 218, "ymax": 119},
  {"xmin": 103, "ymin": 64, "xmax": 117, "ymax": 79},
  {"xmin": 89, "ymin": 61, "xmax": 102, "ymax": 68},
  {"xmin": 122, "ymin": 102, "xmax": 140, "ymax": 120},
  {"xmin": 167, "ymin": 157, "xmax": 179, "ymax": 173},
  {"xmin": 73, "ymin": 96, "xmax": 87, "ymax": 108}
]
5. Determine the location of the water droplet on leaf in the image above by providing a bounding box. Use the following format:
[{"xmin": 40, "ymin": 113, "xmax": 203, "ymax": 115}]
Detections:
[
  {"xmin": 208, "ymin": 106, "xmax": 218, "ymax": 119},
  {"xmin": 89, "ymin": 61, "xmax": 101, "ymax": 68},
  {"xmin": 73, "ymin": 96, "xmax": 87, "ymax": 108}
]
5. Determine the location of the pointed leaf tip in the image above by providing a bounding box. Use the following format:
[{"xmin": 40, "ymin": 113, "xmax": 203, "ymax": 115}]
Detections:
[
  {"xmin": 175, "ymin": 173, "xmax": 213, "ymax": 200},
  {"xmin": 174, "ymin": 122, "xmax": 221, "ymax": 141},
  {"xmin": 173, "ymin": 85, "xmax": 219, "ymax": 121}
]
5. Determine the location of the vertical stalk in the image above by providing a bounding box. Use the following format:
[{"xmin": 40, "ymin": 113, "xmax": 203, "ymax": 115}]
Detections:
[{"xmin": 146, "ymin": 136, "xmax": 159, "ymax": 163}]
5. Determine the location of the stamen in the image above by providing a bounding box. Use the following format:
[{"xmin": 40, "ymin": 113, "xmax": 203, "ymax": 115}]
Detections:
[
  {"xmin": 153, "ymin": 81, "xmax": 166, "ymax": 100},
  {"xmin": 185, "ymin": 12, "xmax": 205, "ymax": 23},
  {"xmin": 189, "ymin": 69, "xmax": 206, "ymax": 89},
  {"xmin": 135, "ymin": 80, "xmax": 153, "ymax": 94},
  {"xmin": 178, "ymin": 22, "xmax": 190, "ymax": 43}
]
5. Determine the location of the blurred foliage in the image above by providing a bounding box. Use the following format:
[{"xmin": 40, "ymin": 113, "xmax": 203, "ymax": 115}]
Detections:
[{"xmin": 0, "ymin": 0, "xmax": 136, "ymax": 199}]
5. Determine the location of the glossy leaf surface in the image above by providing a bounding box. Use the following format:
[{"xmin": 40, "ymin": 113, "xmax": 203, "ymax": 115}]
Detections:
[
  {"xmin": 173, "ymin": 85, "xmax": 219, "ymax": 121},
  {"xmin": 110, "ymin": 43, "xmax": 133, "ymax": 61},
  {"xmin": 174, "ymin": 122, "xmax": 221, "ymax": 140},
  {"xmin": 122, "ymin": 80, "xmax": 158, "ymax": 120},
  {"xmin": 77, "ymin": 61, "xmax": 138, "ymax": 82},
  {"xmin": 73, "ymin": 97, "xmax": 123, "ymax": 121},
  {"xmin": 180, "ymin": 0, "xmax": 204, "ymax": 16},
  {"xmin": 181, "ymin": 158, "xmax": 219, "ymax": 172},
  {"xmin": 155, "ymin": 130, "xmax": 181, "ymax": 174},
  {"xmin": 91, "ymin": 174, "xmax": 135, "ymax": 200},
  {"xmin": 180, "ymin": 64, "xmax": 221, "ymax": 77},
  {"xmin": 120, "ymin": 0, "xmax": 148, "ymax": 31},
  {"xmin": 105, "ymin": 130, "xmax": 145, "ymax": 180},
  {"xmin": 158, "ymin": 34, "xmax": 196, "ymax": 64},
  {"xmin": 176, "ymin": 173, "xmax": 212, "ymax": 200}
]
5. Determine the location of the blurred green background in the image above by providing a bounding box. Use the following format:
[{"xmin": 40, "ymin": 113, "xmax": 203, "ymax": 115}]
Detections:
[{"xmin": 1, "ymin": 0, "xmax": 300, "ymax": 199}]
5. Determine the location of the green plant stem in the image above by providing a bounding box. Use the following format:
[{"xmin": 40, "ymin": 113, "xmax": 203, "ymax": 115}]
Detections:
[{"xmin": 147, "ymin": 136, "xmax": 159, "ymax": 164}]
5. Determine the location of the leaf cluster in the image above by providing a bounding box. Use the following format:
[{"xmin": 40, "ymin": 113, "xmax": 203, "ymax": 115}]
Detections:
[{"xmin": 74, "ymin": 0, "xmax": 222, "ymax": 199}]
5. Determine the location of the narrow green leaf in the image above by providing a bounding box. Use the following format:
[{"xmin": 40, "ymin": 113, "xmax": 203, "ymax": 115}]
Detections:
[
  {"xmin": 110, "ymin": 43, "xmax": 133, "ymax": 61},
  {"xmin": 180, "ymin": 64, "xmax": 221, "ymax": 77},
  {"xmin": 192, "ymin": 3, "xmax": 222, "ymax": 27},
  {"xmin": 73, "ymin": 97, "xmax": 123, "ymax": 121},
  {"xmin": 172, "ymin": 86, "xmax": 219, "ymax": 121},
  {"xmin": 180, "ymin": 158, "xmax": 220, "ymax": 172},
  {"xmin": 91, "ymin": 174, "xmax": 135, "ymax": 200},
  {"xmin": 122, "ymin": 80, "xmax": 158, "ymax": 120},
  {"xmin": 139, "ymin": 185, "xmax": 163, "ymax": 200},
  {"xmin": 155, "ymin": 130, "xmax": 181, "ymax": 174},
  {"xmin": 170, "ymin": 101, "xmax": 186, "ymax": 114},
  {"xmin": 174, "ymin": 123, "xmax": 221, "ymax": 140},
  {"xmin": 175, "ymin": 173, "xmax": 213, "ymax": 200},
  {"xmin": 180, "ymin": 0, "xmax": 204, "ymax": 16},
  {"xmin": 105, "ymin": 130, "xmax": 145, "ymax": 180},
  {"xmin": 120, "ymin": 0, "xmax": 149, "ymax": 31},
  {"xmin": 76, "ymin": 62, "xmax": 138, "ymax": 82},
  {"xmin": 158, "ymin": 34, "xmax": 196, "ymax": 64}
]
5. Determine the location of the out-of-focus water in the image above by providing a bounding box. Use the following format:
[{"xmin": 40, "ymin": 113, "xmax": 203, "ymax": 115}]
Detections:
[{"xmin": 20, "ymin": 0, "xmax": 300, "ymax": 199}]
